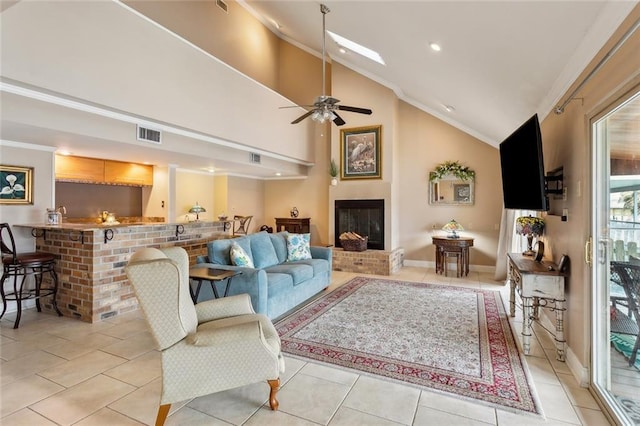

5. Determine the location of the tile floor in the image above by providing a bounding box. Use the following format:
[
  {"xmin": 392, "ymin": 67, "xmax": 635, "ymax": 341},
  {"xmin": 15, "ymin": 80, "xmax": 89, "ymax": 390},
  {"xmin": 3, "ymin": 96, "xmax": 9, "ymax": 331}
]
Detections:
[{"xmin": 0, "ymin": 267, "xmax": 613, "ymax": 425}]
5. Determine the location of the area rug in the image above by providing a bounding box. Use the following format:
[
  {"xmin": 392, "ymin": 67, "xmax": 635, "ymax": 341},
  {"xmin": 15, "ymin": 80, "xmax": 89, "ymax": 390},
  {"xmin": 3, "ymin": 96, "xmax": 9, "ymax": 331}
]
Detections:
[
  {"xmin": 275, "ymin": 276, "xmax": 542, "ymax": 415},
  {"xmin": 611, "ymin": 332, "xmax": 640, "ymax": 371}
]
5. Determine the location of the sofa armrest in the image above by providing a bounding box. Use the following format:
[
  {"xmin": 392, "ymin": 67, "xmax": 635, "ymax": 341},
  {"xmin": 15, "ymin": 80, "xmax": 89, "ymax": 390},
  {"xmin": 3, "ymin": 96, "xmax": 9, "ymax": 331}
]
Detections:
[
  {"xmin": 192, "ymin": 263, "xmax": 269, "ymax": 315},
  {"xmin": 310, "ymin": 246, "xmax": 332, "ymax": 262}
]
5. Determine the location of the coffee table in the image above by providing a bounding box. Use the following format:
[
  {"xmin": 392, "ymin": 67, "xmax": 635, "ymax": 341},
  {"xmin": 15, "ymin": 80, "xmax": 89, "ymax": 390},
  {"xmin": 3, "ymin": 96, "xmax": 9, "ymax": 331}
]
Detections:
[{"xmin": 188, "ymin": 267, "xmax": 241, "ymax": 303}]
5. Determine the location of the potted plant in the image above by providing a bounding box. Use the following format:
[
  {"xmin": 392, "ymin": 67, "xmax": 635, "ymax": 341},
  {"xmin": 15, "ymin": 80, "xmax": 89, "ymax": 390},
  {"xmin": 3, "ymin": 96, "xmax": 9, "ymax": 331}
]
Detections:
[{"xmin": 329, "ymin": 159, "xmax": 339, "ymax": 186}]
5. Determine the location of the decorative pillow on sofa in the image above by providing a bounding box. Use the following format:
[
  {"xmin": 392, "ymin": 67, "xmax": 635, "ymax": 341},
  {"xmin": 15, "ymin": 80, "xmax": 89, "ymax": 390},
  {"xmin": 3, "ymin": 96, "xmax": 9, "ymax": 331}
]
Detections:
[
  {"xmin": 286, "ymin": 233, "xmax": 312, "ymax": 261},
  {"xmin": 230, "ymin": 243, "xmax": 254, "ymax": 268}
]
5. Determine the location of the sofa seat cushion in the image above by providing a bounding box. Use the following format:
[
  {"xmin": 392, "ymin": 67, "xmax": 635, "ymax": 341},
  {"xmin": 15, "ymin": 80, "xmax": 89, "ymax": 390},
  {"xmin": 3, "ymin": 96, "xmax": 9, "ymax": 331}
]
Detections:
[
  {"xmin": 265, "ymin": 263, "xmax": 313, "ymax": 286},
  {"xmin": 264, "ymin": 272, "xmax": 294, "ymax": 298},
  {"xmin": 289, "ymin": 258, "xmax": 330, "ymax": 276}
]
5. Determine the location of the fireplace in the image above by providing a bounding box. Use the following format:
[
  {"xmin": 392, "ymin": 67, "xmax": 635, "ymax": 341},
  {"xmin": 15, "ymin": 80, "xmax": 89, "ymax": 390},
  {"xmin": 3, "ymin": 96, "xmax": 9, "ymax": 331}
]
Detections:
[{"xmin": 335, "ymin": 199, "xmax": 384, "ymax": 250}]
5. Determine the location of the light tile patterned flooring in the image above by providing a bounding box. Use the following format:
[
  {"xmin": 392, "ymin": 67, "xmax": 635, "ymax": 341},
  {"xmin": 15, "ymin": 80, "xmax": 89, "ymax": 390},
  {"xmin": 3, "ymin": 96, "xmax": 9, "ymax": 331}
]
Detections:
[{"xmin": 0, "ymin": 267, "xmax": 616, "ymax": 425}]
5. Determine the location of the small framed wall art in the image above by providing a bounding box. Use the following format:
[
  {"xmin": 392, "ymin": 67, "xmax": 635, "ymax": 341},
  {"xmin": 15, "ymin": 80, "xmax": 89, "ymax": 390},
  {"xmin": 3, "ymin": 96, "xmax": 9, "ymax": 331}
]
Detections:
[
  {"xmin": 0, "ymin": 165, "xmax": 33, "ymax": 204},
  {"xmin": 340, "ymin": 125, "xmax": 382, "ymax": 180}
]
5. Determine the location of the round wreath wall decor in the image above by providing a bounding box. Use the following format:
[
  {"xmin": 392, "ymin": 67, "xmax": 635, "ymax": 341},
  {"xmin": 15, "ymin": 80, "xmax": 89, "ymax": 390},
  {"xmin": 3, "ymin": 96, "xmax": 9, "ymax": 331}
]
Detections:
[{"xmin": 429, "ymin": 161, "xmax": 475, "ymax": 182}]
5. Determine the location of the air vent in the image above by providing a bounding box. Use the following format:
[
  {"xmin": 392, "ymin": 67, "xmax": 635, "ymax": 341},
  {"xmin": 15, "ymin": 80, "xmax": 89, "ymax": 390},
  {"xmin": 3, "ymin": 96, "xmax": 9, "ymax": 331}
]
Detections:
[
  {"xmin": 250, "ymin": 153, "xmax": 261, "ymax": 164},
  {"xmin": 137, "ymin": 125, "xmax": 162, "ymax": 144},
  {"xmin": 216, "ymin": 0, "xmax": 228, "ymax": 13}
]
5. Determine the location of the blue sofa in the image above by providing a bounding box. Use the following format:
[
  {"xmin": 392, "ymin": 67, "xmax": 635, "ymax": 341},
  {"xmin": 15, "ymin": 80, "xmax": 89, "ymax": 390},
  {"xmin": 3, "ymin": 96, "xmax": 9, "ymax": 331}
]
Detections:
[{"xmin": 195, "ymin": 231, "xmax": 332, "ymax": 319}]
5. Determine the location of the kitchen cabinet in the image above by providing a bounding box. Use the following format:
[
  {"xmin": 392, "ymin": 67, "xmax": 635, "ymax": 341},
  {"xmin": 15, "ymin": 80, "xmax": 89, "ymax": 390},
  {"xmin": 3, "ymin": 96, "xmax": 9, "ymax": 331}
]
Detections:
[
  {"xmin": 55, "ymin": 155, "xmax": 105, "ymax": 183},
  {"xmin": 55, "ymin": 155, "xmax": 153, "ymax": 186},
  {"xmin": 104, "ymin": 160, "xmax": 153, "ymax": 186}
]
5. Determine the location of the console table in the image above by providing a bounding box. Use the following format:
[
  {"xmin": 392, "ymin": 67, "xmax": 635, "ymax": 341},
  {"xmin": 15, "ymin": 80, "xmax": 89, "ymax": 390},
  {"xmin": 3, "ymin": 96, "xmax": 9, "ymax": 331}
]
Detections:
[
  {"xmin": 507, "ymin": 253, "xmax": 567, "ymax": 361},
  {"xmin": 432, "ymin": 236, "xmax": 473, "ymax": 277},
  {"xmin": 275, "ymin": 217, "xmax": 310, "ymax": 234}
]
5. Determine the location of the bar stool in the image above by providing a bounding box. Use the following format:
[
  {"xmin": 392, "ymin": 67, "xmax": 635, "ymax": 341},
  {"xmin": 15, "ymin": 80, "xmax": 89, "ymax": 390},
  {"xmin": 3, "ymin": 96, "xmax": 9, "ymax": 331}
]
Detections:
[{"xmin": 0, "ymin": 223, "xmax": 62, "ymax": 328}]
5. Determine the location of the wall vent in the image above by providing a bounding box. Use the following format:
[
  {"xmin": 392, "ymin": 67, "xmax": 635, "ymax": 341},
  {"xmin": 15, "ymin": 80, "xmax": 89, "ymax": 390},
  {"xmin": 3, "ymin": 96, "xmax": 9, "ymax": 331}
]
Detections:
[
  {"xmin": 216, "ymin": 0, "xmax": 228, "ymax": 13},
  {"xmin": 137, "ymin": 125, "xmax": 162, "ymax": 144},
  {"xmin": 250, "ymin": 153, "xmax": 261, "ymax": 164}
]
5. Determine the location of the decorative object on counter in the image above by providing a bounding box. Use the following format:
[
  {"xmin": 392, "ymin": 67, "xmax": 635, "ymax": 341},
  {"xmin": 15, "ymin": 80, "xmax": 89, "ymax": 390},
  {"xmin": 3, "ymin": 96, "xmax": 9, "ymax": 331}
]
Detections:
[
  {"xmin": 340, "ymin": 125, "xmax": 382, "ymax": 180},
  {"xmin": 429, "ymin": 161, "xmax": 475, "ymax": 182},
  {"xmin": 290, "ymin": 207, "xmax": 299, "ymax": 218},
  {"xmin": 442, "ymin": 219, "xmax": 464, "ymax": 239},
  {"xmin": 45, "ymin": 208, "xmax": 62, "ymax": 225},
  {"xmin": 260, "ymin": 225, "xmax": 274, "ymax": 233},
  {"xmin": 188, "ymin": 202, "xmax": 206, "ymax": 221},
  {"xmin": 0, "ymin": 165, "xmax": 33, "ymax": 204},
  {"xmin": 99, "ymin": 211, "xmax": 119, "ymax": 225},
  {"xmin": 329, "ymin": 158, "xmax": 339, "ymax": 186},
  {"xmin": 217, "ymin": 213, "xmax": 228, "ymax": 221},
  {"xmin": 516, "ymin": 215, "xmax": 545, "ymax": 256}
]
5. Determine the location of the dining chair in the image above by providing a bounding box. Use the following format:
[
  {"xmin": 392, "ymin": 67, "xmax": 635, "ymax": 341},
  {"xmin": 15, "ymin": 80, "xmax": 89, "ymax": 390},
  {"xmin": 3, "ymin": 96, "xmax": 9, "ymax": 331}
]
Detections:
[{"xmin": 233, "ymin": 215, "xmax": 253, "ymax": 236}]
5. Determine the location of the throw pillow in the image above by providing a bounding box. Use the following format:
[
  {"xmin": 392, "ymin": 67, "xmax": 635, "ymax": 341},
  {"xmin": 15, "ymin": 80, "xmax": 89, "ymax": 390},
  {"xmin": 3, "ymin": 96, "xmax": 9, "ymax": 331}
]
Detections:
[
  {"xmin": 230, "ymin": 243, "xmax": 254, "ymax": 268},
  {"xmin": 286, "ymin": 233, "xmax": 312, "ymax": 261}
]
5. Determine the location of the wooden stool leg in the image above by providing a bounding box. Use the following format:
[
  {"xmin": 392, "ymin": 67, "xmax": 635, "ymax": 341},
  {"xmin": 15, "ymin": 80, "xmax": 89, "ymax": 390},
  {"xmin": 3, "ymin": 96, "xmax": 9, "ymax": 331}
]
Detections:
[{"xmin": 155, "ymin": 404, "xmax": 171, "ymax": 426}]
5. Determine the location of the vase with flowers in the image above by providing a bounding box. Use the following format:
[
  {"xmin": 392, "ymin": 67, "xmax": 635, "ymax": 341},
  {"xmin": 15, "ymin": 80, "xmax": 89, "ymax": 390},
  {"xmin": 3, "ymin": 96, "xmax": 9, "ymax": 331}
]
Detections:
[{"xmin": 515, "ymin": 216, "xmax": 545, "ymax": 256}]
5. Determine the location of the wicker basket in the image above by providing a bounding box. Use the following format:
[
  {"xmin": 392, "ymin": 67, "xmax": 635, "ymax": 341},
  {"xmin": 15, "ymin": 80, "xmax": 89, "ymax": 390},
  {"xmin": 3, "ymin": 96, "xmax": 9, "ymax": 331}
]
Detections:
[{"xmin": 340, "ymin": 236, "xmax": 368, "ymax": 252}]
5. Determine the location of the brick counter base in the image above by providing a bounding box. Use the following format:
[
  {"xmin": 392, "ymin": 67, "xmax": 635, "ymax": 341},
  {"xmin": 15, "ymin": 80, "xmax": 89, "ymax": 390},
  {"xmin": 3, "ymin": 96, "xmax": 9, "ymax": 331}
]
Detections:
[
  {"xmin": 332, "ymin": 247, "xmax": 404, "ymax": 275},
  {"xmin": 29, "ymin": 222, "xmax": 227, "ymax": 323}
]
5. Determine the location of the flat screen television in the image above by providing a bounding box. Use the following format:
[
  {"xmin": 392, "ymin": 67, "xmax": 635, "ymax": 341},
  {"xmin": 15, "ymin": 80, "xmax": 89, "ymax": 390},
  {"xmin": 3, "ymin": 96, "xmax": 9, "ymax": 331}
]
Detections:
[{"xmin": 499, "ymin": 114, "xmax": 549, "ymax": 211}]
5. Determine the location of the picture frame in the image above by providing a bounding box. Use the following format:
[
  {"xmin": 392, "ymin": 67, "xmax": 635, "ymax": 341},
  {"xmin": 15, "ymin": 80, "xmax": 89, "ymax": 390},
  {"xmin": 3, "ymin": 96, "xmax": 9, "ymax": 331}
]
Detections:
[
  {"xmin": 0, "ymin": 165, "xmax": 33, "ymax": 204},
  {"xmin": 340, "ymin": 125, "xmax": 382, "ymax": 180},
  {"xmin": 557, "ymin": 254, "xmax": 569, "ymax": 272}
]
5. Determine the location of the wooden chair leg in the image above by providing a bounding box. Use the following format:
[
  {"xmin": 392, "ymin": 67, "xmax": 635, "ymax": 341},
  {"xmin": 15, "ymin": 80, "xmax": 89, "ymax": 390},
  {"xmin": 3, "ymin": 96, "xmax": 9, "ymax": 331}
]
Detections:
[
  {"xmin": 155, "ymin": 404, "xmax": 171, "ymax": 426},
  {"xmin": 267, "ymin": 378, "xmax": 280, "ymax": 411}
]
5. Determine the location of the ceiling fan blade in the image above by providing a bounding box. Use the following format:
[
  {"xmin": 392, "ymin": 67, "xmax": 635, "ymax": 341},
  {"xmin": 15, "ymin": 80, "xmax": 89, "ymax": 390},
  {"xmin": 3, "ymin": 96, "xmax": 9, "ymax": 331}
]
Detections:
[
  {"xmin": 291, "ymin": 110, "xmax": 315, "ymax": 124},
  {"xmin": 333, "ymin": 112, "xmax": 346, "ymax": 126},
  {"xmin": 337, "ymin": 105, "xmax": 373, "ymax": 115},
  {"xmin": 279, "ymin": 105, "xmax": 314, "ymax": 109}
]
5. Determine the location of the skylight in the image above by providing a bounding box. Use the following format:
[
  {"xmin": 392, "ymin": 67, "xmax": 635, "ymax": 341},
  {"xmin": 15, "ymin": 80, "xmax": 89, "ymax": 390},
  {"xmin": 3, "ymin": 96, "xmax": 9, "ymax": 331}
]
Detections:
[{"xmin": 327, "ymin": 30, "xmax": 385, "ymax": 65}]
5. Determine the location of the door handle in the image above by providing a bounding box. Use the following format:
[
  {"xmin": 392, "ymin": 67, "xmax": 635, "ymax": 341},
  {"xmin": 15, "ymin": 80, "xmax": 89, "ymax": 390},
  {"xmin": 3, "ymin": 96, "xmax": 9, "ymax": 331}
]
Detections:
[{"xmin": 585, "ymin": 237, "xmax": 592, "ymax": 267}]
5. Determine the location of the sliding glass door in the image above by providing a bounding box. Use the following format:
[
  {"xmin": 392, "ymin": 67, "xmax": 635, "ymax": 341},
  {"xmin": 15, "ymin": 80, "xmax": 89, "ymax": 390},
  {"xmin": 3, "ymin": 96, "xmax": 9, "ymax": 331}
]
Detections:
[{"xmin": 591, "ymin": 89, "xmax": 640, "ymax": 425}]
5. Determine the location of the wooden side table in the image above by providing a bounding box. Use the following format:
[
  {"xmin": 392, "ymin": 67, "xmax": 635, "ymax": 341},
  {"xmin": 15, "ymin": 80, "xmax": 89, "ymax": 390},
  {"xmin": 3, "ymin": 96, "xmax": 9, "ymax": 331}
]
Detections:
[
  {"xmin": 432, "ymin": 236, "xmax": 474, "ymax": 277},
  {"xmin": 507, "ymin": 252, "xmax": 567, "ymax": 361},
  {"xmin": 188, "ymin": 267, "xmax": 241, "ymax": 303},
  {"xmin": 275, "ymin": 217, "xmax": 310, "ymax": 234}
]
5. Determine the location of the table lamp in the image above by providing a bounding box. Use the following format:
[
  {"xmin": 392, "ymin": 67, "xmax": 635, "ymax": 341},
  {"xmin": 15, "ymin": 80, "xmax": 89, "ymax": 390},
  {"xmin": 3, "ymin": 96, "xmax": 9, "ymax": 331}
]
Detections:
[
  {"xmin": 515, "ymin": 215, "xmax": 545, "ymax": 256},
  {"xmin": 189, "ymin": 202, "xmax": 206, "ymax": 221},
  {"xmin": 442, "ymin": 219, "xmax": 463, "ymax": 239}
]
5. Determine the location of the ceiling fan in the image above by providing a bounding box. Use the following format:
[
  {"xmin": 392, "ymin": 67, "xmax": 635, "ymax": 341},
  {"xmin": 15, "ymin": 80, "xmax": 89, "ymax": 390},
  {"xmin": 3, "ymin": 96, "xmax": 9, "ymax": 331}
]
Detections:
[{"xmin": 287, "ymin": 4, "xmax": 372, "ymax": 126}]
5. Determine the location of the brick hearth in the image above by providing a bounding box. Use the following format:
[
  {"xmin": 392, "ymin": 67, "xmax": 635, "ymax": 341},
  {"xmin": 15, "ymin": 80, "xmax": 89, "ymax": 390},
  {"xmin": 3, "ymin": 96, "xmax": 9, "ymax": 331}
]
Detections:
[{"xmin": 332, "ymin": 247, "xmax": 404, "ymax": 275}]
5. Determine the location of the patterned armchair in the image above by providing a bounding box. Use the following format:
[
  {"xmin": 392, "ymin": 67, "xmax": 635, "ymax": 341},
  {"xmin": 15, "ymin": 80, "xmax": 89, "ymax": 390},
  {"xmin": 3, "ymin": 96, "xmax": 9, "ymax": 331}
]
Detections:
[{"xmin": 125, "ymin": 247, "xmax": 284, "ymax": 426}]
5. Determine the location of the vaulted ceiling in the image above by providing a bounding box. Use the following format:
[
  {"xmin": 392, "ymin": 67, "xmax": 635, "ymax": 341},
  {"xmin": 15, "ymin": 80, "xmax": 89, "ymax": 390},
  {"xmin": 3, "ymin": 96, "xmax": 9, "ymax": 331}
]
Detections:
[{"xmin": 242, "ymin": 0, "xmax": 637, "ymax": 146}]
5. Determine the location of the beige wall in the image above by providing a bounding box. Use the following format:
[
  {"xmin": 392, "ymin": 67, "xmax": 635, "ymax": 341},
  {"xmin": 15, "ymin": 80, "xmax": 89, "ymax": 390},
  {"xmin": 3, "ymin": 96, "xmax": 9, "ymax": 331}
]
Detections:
[
  {"xmin": 538, "ymin": 5, "xmax": 640, "ymax": 370},
  {"xmin": 227, "ymin": 176, "xmax": 265, "ymax": 235},
  {"xmin": 175, "ymin": 170, "xmax": 215, "ymax": 222},
  {"xmin": 0, "ymin": 142, "xmax": 55, "ymax": 251}
]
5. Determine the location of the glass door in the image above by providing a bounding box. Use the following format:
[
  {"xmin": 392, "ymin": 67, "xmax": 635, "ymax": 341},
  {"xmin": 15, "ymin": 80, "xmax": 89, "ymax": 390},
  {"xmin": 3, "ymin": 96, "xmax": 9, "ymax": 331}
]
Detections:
[{"xmin": 591, "ymin": 89, "xmax": 640, "ymax": 425}]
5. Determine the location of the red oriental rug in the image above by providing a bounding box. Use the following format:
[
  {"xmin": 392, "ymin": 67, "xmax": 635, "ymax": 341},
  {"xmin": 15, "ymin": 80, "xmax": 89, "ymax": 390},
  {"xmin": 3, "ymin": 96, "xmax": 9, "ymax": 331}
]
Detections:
[{"xmin": 275, "ymin": 277, "xmax": 542, "ymax": 415}]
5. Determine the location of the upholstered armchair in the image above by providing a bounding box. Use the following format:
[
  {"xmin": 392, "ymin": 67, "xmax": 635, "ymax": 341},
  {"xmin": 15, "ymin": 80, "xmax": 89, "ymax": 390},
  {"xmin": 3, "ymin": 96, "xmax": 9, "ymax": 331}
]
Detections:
[{"xmin": 125, "ymin": 247, "xmax": 284, "ymax": 426}]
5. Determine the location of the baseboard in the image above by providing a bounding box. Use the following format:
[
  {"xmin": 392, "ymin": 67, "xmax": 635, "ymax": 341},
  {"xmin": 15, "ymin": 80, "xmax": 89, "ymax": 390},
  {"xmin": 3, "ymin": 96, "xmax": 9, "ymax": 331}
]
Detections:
[
  {"xmin": 538, "ymin": 312, "xmax": 590, "ymax": 387},
  {"xmin": 403, "ymin": 259, "xmax": 496, "ymax": 274}
]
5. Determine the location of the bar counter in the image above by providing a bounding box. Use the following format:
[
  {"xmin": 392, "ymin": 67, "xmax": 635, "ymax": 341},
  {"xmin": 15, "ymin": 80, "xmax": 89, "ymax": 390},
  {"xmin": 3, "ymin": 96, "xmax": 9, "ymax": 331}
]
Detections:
[{"xmin": 15, "ymin": 221, "xmax": 229, "ymax": 322}]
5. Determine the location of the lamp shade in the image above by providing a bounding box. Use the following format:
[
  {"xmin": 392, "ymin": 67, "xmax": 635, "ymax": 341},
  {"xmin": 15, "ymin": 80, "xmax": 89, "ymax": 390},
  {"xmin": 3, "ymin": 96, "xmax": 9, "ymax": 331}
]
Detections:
[
  {"xmin": 442, "ymin": 219, "xmax": 464, "ymax": 238},
  {"xmin": 189, "ymin": 202, "xmax": 206, "ymax": 220},
  {"xmin": 515, "ymin": 216, "xmax": 545, "ymax": 236}
]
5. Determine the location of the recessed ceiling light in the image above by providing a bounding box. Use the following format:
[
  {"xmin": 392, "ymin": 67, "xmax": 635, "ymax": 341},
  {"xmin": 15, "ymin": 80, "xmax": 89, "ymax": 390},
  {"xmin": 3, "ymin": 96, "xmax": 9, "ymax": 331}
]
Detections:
[
  {"xmin": 444, "ymin": 105, "xmax": 455, "ymax": 112},
  {"xmin": 429, "ymin": 42, "xmax": 441, "ymax": 52},
  {"xmin": 327, "ymin": 30, "xmax": 385, "ymax": 65},
  {"xmin": 275, "ymin": 172, "xmax": 282, "ymax": 176},
  {"xmin": 57, "ymin": 150, "xmax": 72, "ymax": 156},
  {"xmin": 338, "ymin": 47, "xmax": 347, "ymax": 54}
]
